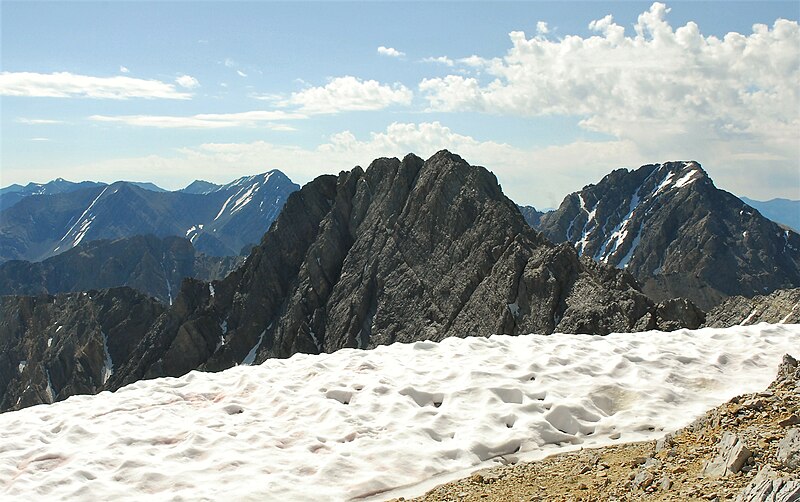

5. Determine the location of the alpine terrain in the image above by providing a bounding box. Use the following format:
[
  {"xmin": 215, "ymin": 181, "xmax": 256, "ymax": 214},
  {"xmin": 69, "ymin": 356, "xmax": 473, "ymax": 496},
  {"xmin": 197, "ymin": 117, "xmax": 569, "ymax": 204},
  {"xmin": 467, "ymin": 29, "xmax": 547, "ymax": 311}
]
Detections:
[
  {"xmin": 535, "ymin": 161, "xmax": 800, "ymax": 309},
  {"xmin": 0, "ymin": 151, "xmax": 703, "ymax": 412}
]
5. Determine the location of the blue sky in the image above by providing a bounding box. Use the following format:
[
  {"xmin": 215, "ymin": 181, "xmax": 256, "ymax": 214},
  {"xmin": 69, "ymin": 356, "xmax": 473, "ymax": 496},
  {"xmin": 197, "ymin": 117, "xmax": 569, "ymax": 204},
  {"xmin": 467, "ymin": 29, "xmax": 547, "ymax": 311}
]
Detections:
[{"xmin": 2, "ymin": 1, "xmax": 798, "ymax": 207}]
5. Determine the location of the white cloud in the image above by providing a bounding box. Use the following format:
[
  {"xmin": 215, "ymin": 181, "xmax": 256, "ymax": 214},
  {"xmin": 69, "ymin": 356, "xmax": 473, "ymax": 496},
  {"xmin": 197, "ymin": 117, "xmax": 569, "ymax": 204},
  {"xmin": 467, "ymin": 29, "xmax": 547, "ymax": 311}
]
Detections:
[
  {"xmin": 29, "ymin": 137, "xmax": 50, "ymax": 141},
  {"xmin": 89, "ymin": 110, "xmax": 305, "ymax": 129},
  {"xmin": 0, "ymin": 71, "xmax": 192, "ymax": 99},
  {"xmin": 119, "ymin": 66, "xmax": 130, "ymax": 74},
  {"xmin": 17, "ymin": 118, "xmax": 63, "ymax": 125},
  {"xmin": 419, "ymin": 2, "xmax": 800, "ymax": 199},
  {"xmin": 536, "ymin": 21, "xmax": 549, "ymax": 36},
  {"xmin": 281, "ymin": 76, "xmax": 413, "ymax": 114},
  {"xmin": 421, "ymin": 56, "xmax": 455, "ymax": 67},
  {"xmin": 237, "ymin": 70, "xmax": 248, "ymax": 78},
  {"xmin": 175, "ymin": 75, "xmax": 199, "ymax": 89},
  {"xmin": 377, "ymin": 46, "xmax": 405, "ymax": 58}
]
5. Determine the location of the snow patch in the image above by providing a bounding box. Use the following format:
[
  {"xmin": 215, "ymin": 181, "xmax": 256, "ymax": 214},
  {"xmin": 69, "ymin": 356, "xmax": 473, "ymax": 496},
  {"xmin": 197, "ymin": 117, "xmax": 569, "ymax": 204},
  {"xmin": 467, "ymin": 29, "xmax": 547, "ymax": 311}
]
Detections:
[
  {"xmin": 17, "ymin": 361, "xmax": 27, "ymax": 374},
  {"xmin": 101, "ymin": 332, "xmax": 113, "ymax": 385},
  {"xmin": 673, "ymin": 171, "xmax": 698, "ymax": 189},
  {"xmin": 0, "ymin": 325, "xmax": 797, "ymax": 501},
  {"xmin": 242, "ymin": 330, "xmax": 266, "ymax": 366},
  {"xmin": 58, "ymin": 186, "xmax": 109, "ymax": 247}
]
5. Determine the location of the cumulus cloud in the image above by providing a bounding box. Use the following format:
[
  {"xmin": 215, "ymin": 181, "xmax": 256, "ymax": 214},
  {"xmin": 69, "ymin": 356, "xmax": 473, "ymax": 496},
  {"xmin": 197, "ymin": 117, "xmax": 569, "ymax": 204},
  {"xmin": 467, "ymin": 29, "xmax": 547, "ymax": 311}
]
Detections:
[
  {"xmin": 175, "ymin": 75, "xmax": 199, "ymax": 89},
  {"xmin": 89, "ymin": 110, "xmax": 305, "ymax": 129},
  {"xmin": 0, "ymin": 71, "xmax": 192, "ymax": 99},
  {"xmin": 119, "ymin": 66, "xmax": 130, "ymax": 74},
  {"xmin": 377, "ymin": 46, "xmax": 405, "ymax": 57},
  {"xmin": 418, "ymin": 2, "xmax": 800, "ymax": 193},
  {"xmin": 281, "ymin": 76, "xmax": 413, "ymax": 114},
  {"xmin": 237, "ymin": 70, "xmax": 248, "ymax": 78}
]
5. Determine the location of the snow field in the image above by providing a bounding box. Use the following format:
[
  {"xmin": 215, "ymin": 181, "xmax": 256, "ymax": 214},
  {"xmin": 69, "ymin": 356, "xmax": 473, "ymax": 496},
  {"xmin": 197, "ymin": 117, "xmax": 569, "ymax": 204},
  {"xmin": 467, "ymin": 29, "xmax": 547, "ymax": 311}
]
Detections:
[{"xmin": 0, "ymin": 324, "xmax": 798, "ymax": 501}]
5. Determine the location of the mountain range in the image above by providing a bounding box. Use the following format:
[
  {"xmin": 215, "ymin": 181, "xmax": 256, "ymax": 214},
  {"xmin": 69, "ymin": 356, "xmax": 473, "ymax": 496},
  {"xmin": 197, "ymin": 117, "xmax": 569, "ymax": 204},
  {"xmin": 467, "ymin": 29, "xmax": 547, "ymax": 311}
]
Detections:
[
  {"xmin": 534, "ymin": 161, "xmax": 800, "ymax": 309},
  {"xmin": 0, "ymin": 171, "xmax": 299, "ymax": 262},
  {"xmin": 1, "ymin": 152, "xmax": 798, "ymax": 413},
  {"xmin": 0, "ymin": 151, "xmax": 707, "ymax": 412}
]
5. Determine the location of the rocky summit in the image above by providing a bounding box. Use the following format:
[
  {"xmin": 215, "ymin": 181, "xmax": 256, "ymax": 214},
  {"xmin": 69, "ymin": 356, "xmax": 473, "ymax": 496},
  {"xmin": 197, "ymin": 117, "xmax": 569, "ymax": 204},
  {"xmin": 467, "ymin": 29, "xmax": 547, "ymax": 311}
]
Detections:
[
  {"xmin": 536, "ymin": 161, "xmax": 800, "ymax": 310},
  {"xmin": 0, "ymin": 151, "xmax": 702, "ymax": 412}
]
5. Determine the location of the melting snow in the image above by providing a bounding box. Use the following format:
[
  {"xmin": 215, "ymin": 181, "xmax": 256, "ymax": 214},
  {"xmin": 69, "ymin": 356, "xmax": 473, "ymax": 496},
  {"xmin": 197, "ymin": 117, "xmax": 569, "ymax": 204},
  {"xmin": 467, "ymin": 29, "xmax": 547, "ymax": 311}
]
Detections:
[{"xmin": 0, "ymin": 325, "xmax": 797, "ymax": 500}]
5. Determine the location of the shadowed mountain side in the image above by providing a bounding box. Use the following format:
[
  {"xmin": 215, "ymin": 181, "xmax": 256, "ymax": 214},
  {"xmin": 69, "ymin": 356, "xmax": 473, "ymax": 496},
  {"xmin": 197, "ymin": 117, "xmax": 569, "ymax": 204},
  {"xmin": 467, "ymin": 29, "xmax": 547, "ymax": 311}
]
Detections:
[
  {"xmin": 0, "ymin": 235, "xmax": 243, "ymax": 304},
  {"xmin": 536, "ymin": 161, "xmax": 800, "ymax": 310}
]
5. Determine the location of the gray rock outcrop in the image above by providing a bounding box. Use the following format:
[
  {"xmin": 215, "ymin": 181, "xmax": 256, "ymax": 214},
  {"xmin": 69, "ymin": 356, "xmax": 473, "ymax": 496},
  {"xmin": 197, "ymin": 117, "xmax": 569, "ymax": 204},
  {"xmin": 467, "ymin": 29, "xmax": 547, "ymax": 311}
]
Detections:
[
  {"xmin": 702, "ymin": 432, "xmax": 752, "ymax": 477},
  {"xmin": 736, "ymin": 465, "xmax": 800, "ymax": 502}
]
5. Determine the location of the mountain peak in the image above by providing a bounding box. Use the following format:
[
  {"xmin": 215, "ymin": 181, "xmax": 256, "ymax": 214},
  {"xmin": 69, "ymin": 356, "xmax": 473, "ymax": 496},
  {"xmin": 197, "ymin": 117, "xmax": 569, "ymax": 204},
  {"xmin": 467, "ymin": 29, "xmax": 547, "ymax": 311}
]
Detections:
[{"xmin": 536, "ymin": 160, "xmax": 800, "ymax": 309}]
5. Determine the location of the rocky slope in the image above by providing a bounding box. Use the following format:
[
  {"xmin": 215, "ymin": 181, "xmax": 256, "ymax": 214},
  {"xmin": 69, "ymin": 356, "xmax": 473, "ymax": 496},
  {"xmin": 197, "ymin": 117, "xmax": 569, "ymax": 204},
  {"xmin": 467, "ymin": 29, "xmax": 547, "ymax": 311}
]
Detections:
[
  {"xmin": 536, "ymin": 161, "xmax": 800, "ymax": 310},
  {"xmin": 404, "ymin": 354, "xmax": 800, "ymax": 502},
  {"xmin": 0, "ymin": 170, "xmax": 298, "ymax": 262},
  {"xmin": 0, "ymin": 287, "xmax": 166, "ymax": 411},
  {"xmin": 0, "ymin": 151, "xmax": 701, "ymax": 412},
  {"xmin": 705, "ymin": 288, "xmax": 800, "ymax": 327},
  {"xmin": 0, "ymin": 235, "xmax": 242, "ymax": 304}
]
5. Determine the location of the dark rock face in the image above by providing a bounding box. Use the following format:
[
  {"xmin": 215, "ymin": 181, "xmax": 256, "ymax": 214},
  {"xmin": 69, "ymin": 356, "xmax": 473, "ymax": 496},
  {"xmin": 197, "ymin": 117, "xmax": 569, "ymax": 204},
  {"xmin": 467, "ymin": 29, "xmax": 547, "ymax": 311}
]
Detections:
[
  {"xmin": 704, "ymin": 288, "xmax": 800, "ymax": 327},
  {"xmin": 0, "ymin": 235, "xmax": 242, "ymax": 304},
  {"xmin": 0, "ymin": 171, "xmax": 299, "ymax": 262},
  {"xmin": 0, "ymin": 151, "xmax": 701, "ymax": 412},
  {"xmin": 0, "ymin": 288, "xmax": 166, "ymax": 411},
  {"xmin": 536, "ymin": 162, "xmax": 800, "ymax": 310}
]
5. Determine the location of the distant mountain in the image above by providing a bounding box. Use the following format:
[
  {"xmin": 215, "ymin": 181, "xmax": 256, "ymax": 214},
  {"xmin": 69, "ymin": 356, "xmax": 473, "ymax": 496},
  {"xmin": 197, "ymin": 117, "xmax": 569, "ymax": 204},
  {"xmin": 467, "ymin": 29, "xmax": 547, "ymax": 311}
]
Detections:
[
  {"xmin": 0, "ymin": 235, "xmax": 242, "ymax": 304},
  {"xmin": 0, "ymin": 178, "xmax": 106, "ymax": 211},
  {"xmin": 518, "ymin": 205, "xmax": 544, "ymax": 228},
  {"xmin": 0, "ymin": 170, "xmax": 299, "ymax": 262},
  {"xmin": 535, "ymin": 161, "xmax": 800, "ymax": 309},
  {"xmin": 180, "ymin": 180, "xmax": 222, "ymax": 194},
  {"xmin": 0, "ymin": 151, "xmax": 702, "ymax": 412},
  {"xmin": 740, "ymin": 197, "xmax": 799, "ymax": 232}
]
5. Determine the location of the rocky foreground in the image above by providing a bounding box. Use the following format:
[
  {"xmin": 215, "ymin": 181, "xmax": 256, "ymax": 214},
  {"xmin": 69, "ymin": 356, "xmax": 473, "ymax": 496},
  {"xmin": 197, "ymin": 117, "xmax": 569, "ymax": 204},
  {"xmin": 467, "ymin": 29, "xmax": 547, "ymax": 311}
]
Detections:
[{"xmin": 399, "ymin": 355, "xmax": 800, "ymax": 502}]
